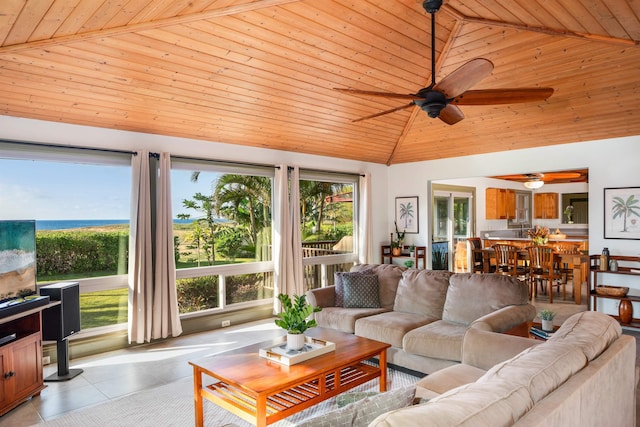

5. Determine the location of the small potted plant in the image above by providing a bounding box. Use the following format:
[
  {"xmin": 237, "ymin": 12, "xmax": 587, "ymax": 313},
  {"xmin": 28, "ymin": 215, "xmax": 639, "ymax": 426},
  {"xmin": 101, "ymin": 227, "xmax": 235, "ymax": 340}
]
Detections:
[
  {"xmin": 275, "ymin": 293, "xmax": 322, "ymax": 350},
  {"xmin": 404, "ymin": 260, "xmax": 414, "ymax": 268},
  {"xmin": 539, "ymin": 309, "xmax": 556, "ymax": 332},
  {"xmin": 391, "ymin": 240, "xmax": 402, "ymax": 256},
  {"xmin": 408, "ymin": 244, "xmax": 416, "ymax": 258}
]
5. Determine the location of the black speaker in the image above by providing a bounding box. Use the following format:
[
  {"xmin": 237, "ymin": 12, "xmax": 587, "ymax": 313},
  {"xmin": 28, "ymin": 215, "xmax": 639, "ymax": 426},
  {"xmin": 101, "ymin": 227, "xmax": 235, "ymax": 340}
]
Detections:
[
  {"xmin": 40, "ymin": 282, "xmax": 80, "ymax": 341},
  {"xmin": 40, "ymin": 281, "xmax": 83, "ymax": 381}
]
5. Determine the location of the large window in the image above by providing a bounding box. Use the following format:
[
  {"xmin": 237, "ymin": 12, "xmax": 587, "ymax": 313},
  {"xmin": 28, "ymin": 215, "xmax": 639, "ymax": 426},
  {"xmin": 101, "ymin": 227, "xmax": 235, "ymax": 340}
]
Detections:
[
  {"xmin": 298, "ymin": 171, "xmax": 359, "ymax": 290},
  {"xmin": 0, "ymin": 145, "xmax": 131, "ymax": 330},
  {"xmin": 171, "ymin": 159, "xmax": 274, "ymax": 314}
]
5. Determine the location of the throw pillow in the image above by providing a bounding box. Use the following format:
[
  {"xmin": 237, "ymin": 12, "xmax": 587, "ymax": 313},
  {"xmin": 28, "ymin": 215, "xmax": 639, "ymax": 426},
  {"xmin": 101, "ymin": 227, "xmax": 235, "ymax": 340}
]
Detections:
[
  {"xmin": 342, "ymin": 273, "xmax": 380, "ymax": 308},
  {"xmin": 296, "ymin": 385, "xmax": 416, "ymax": 427},
  {"xmin": 334, "ymin": 270, "xmax": 373, "ymax": 307}
]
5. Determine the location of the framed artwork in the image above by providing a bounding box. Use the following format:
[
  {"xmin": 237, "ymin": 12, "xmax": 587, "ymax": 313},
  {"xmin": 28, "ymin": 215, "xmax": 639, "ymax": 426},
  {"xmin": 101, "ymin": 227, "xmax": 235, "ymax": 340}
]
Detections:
[
  {"xmin": 603, "ymin": 187, "xmax": 640, "ymax": 239},
  {"xmin": 395, "ymin": 196, "xmax": 418, "ymax": 234}
]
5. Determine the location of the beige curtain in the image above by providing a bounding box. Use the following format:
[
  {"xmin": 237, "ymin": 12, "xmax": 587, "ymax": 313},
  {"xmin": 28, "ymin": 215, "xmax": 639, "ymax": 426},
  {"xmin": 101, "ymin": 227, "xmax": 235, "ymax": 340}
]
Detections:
[
  {"xmin": 358, "ymin": 172, "xmax": 373, "ymax": 264},
  {"xmin": 129, "ymin": 152, "xmax": 182, "ymax": 344},
  {"xmin": 273, "ymin": 165, "xmax": 305, "ymax": 313},
  {"xmin": 128, "ymin": 150, "xmax": 153, "ymax": 343},
  {"xmin": 288, "ymin": 166, "xmax": 304, "ymax": 297},
  {"xmin": 152, "ymin": 152, "xmax": 183, "ymax": 339}
]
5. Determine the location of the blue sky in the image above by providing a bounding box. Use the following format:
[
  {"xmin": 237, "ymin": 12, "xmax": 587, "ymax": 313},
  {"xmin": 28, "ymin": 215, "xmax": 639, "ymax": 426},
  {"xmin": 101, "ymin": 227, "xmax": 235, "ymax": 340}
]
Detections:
[{"xmin": 0, "ymin": 159, "xmax": 217, "ymax": 220}]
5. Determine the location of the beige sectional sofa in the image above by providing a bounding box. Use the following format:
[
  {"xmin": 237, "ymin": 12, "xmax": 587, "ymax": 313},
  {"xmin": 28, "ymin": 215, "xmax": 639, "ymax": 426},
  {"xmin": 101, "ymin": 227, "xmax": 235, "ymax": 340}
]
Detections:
[
  {"xmin": 371, "ymin": 311, "xmax": 637, "ymax": 427},
  {"xmin": 306, "ymin": 264, "xmax": 537, "ymax": 374}
]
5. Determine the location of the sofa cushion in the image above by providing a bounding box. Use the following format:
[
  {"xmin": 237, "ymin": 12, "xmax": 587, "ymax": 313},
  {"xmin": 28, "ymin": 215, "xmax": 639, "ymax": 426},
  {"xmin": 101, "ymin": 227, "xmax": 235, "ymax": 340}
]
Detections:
[
  {"xmin": 393, "ymin": 269, "xmax": 452, "ymax": 317},
  {"xmin": 403, "ymin": 320, "xmax": 467, "ymax": 362},
  {"xmin": 297, "ymin": 385, "xmax": 416, "ymax": 427},
  {"xmin": 547, "ymin": 310, "xmax": 622, "ymax": 361},
  {"xmin": 370, "ymin": 379, "xmax": 533, "ymax": 427},
  {"xmin": 442, "ymin": 273, "xmax": 530, "ymax": 325},
  {"xmin": 334, "ymin": 270, "xmax": 373, "ymax": 307},
  {"xmin": 355, "ymin": 311, "xmax": 434, "ymax": 348},
  {"xmin": 343, "ymin": 273, "xmax": 380, "ymax": 308},
  {"xmin": 313, "ymin": 307, "xmax": 389, "ymax": 333},
  {"xmin": 351, "ymin": 264, "xmax": 405, "ymax": 309},
  {"xmin": 479, "ymin": 341, "xmax": 587, "ymax": 403}
]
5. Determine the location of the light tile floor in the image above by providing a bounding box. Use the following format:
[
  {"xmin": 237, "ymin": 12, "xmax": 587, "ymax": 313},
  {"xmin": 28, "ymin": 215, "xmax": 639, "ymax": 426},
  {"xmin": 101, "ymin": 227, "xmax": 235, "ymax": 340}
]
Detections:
[{"xmin": 0, "ymin": 319, "xmax": 284, "ymax": 426}]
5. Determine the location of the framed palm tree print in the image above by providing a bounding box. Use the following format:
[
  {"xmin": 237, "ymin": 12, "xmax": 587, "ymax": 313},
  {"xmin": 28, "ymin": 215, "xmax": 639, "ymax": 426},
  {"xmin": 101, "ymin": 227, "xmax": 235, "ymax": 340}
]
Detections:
[
  {"xmin": 604, "ymin": 187, "xmax": 640, "ymax": 239},
  {"xmin": 395, "ymin": 196, "xmax": 418, "ymax": 234}
]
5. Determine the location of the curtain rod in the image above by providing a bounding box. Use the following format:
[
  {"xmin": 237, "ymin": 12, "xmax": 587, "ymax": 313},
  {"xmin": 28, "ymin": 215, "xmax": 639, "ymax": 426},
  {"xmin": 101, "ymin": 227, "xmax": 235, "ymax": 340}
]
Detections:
[
  {"xmin": 171, "ymin": 155, "xmax": 279, "ymax": 169},
  {"xmin": 0, "ymin": 139, "xmax": 137, "ymax": 156},
  {"xmin": 289, "ymin": 166, "xmax": 365, "ymax": 178}
]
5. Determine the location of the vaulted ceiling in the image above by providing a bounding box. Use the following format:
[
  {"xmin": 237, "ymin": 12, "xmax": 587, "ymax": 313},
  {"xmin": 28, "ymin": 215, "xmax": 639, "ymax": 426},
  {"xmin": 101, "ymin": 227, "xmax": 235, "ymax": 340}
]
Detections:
[{"xmin": 1, "ymin": 0, "xmax": 638, "ymax": 165}]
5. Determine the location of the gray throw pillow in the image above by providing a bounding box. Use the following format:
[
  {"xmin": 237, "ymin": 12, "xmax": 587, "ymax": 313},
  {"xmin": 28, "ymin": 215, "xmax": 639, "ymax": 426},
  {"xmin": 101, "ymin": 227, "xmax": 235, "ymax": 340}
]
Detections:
[
  {"xmin": 342, "ymin": 273, "xmax": 380, "ymax": 308},
  {"xmin": 334, "ymin": 270, "xmax": 373, "ymax": 307},
  {"xmin": 295, "ymin": 385, "xmax": 416, "ymax": 427}
]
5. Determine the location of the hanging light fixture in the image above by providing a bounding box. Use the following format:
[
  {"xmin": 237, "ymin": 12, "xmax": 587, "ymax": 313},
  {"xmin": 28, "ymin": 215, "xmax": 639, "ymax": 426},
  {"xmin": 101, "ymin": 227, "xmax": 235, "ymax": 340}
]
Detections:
[{"xmin": 523, "ymin": 179, "xmax": 544, "ymax": 189}]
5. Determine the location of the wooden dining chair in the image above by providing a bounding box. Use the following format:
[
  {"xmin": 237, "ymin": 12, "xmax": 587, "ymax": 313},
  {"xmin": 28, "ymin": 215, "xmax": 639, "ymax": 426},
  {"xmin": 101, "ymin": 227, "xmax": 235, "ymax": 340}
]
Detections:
[
  {"xmin": 467, "ymin": 237, "xmax": 486, "ymax": 274},
  {"xmin": 526, "ymin": 245, "xmax": 564, "ymax": 303},
  {"xmin": 493, "ymin": 244, "xmax": 527, "ymax": 279}
]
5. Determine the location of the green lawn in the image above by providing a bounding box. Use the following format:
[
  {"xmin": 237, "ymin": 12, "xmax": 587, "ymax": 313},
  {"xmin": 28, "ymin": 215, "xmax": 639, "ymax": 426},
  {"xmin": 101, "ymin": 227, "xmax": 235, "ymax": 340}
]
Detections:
[{"xmin": 79, "ymin": 288, "xmax": 128, "ymax": 329}]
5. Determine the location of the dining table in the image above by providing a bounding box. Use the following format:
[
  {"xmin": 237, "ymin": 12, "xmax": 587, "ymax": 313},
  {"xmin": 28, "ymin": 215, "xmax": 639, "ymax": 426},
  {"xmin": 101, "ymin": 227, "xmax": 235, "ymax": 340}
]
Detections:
[{"xmin": 476, "ymin": 247, "xmax": 589, "ymax": 305}]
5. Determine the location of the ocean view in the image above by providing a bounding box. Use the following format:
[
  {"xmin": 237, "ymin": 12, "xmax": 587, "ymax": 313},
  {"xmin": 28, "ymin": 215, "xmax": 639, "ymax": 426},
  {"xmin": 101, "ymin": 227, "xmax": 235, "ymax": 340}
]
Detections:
[{"xmin": 36, "ymin": 219, "xmax": 193, "ymax": 231}]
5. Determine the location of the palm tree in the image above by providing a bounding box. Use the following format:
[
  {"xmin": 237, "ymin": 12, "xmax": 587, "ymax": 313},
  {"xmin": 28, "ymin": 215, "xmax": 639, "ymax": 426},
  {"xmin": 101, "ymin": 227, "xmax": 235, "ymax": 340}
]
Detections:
[{"xmin": 611, "ymin": 194, "xmax": 640, "ymax": 232}]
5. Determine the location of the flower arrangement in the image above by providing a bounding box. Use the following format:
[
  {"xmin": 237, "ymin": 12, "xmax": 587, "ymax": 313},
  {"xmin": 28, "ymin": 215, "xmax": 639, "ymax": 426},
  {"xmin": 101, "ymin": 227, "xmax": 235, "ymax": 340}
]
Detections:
[{"xmin": 528, "ymin": 225, "xmax": 550, "ymax": 246}]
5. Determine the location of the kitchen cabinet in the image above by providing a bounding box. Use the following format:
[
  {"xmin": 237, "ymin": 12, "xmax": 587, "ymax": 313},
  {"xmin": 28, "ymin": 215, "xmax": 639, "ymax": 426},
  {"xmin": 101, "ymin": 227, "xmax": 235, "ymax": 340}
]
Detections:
[
  {"xmin": 534, "ymin": 192, "xmax": 558, "ymax": 219},
  {"xmin": 486, "ymin": 188, "xmax": 516, "ymax": 219}
]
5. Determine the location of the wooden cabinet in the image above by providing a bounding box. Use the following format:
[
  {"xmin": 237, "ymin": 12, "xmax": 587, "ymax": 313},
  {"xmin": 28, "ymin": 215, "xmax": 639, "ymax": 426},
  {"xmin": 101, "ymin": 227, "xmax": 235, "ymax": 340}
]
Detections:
[
  {"xmin": 534, "ymin": 192, "xmax": 558, "ymax": 219},
  {"xmin": 0, "ymin": 307, "xmax": 49, "ymax": 415},
  {"xmin": 486, "ymin": 188, "xmax": 516, "ymax": 219}
]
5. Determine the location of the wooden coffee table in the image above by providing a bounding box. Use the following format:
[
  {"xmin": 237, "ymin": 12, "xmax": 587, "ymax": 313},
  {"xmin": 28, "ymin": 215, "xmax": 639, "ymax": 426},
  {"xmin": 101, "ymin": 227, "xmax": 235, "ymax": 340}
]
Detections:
[{"xmin": 189, "ymin": 327, "xmax": 390, "ymax": 427}]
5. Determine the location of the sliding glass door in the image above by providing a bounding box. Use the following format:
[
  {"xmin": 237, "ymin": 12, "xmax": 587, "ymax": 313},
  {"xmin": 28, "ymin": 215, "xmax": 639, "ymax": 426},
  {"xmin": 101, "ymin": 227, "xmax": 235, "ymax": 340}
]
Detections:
[{"xmin": 432, "ymin": 185, "xmax": 475, "ymax": 272}]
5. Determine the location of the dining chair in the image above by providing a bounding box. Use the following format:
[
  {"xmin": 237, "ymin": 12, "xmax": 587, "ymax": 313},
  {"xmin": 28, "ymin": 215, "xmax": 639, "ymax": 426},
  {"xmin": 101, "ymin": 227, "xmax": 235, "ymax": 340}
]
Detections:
[
  {"xmin": 493, "ymin": 244, "xmax": 527, "ymax": 279},
  {"xmin": 467, "ymin": 237, "xmax": 486, "ymax": 274},
  {"xmin": 526, "ymin": 245, "xmax": 564, "ymax": 303}
]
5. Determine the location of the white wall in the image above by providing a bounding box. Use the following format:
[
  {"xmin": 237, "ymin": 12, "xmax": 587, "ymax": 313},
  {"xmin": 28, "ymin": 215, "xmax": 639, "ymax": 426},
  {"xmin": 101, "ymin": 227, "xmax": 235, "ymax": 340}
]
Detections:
[{"xmin": 387, "ymin": 136, "xmax": 640, "ymax": 260}]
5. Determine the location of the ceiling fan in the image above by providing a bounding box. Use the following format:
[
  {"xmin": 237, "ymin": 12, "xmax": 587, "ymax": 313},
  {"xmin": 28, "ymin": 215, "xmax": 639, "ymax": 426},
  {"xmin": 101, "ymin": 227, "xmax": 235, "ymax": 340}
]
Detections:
[
  {"xmin": 491, "ymin": 169, "xmax": 589, "ymax": 184},
  {"xmin": 334, "ymin": 0, "xmax": 554, "ymax": 125}
]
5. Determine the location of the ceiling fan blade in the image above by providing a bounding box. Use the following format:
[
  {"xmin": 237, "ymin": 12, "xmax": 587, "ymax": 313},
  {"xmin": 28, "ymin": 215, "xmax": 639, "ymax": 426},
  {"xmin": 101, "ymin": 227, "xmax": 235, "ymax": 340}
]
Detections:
[
  {"xmin": 334, "ymin": 88, "xmax": 418, "ymax": 100},
  {"xmin": 352, "ymin": 102, "xmax": 415, "ymax": 122},
  {"xmin": 452, "ymin": 88, "xmax": 554, "ymax": 105},
  {"xmin": 438, "ymin": 104, "xmax": 464, "ymax": 125},
  {"xmin": 433, "ymin": 58, "xmax": 494, "ymax": 98}
]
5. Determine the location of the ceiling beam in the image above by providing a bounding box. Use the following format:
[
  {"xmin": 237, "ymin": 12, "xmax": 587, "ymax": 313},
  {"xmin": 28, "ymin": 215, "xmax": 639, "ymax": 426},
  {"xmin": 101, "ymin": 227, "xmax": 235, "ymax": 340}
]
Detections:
[
  {"xmin": 443, "ymin": 4, "xmax": 639, "ymax": 47},
  {"xmin": 0, "ymin": 0, "xmax": 303, "ymax": 54}
]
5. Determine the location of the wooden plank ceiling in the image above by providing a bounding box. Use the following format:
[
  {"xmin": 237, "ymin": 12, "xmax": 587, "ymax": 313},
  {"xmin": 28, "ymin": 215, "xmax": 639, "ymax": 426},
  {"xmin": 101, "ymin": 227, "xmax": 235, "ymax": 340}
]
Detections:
[{"xmin": 0, "ymin": 0, "xmax": 638, "ymax": 165}]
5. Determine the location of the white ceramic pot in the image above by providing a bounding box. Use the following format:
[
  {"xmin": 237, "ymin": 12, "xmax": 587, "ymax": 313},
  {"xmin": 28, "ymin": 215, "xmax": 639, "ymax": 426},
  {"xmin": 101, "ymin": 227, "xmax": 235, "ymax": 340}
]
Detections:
[
  {"xmin": 287, "ymin": 333, "xmax": 306, "ymax": 351},
  {"xmin": 541, "ymin": 319, "xmax": 554, "ymax": 332}
]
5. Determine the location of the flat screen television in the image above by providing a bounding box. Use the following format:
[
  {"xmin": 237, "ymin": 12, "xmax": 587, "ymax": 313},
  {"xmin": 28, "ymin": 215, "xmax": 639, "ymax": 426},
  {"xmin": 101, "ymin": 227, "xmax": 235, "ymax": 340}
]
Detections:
[{"xmin": 0, "ymin": 220, "xmax": 37, "ymax": 302}]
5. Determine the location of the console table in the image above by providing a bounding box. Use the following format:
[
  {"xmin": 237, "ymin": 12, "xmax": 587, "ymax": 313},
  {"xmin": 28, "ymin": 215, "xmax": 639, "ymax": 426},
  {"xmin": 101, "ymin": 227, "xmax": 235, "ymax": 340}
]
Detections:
[{"xmin": 381, "ymin": 245, "xmax": 426, "ymax": 269}]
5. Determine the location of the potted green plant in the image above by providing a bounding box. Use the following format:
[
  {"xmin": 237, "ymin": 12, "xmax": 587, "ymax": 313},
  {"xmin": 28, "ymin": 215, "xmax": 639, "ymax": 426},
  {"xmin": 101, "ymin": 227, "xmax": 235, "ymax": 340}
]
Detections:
[
  {"xmin": 275, "ymin": 293, "xmax": 322, "ymax": 350},
  {"xmin": 539, "ymin": 309, "xmax": 556, "ymax": 332},
  {"xmin": 391, "ymin": 240, "xmax": 402, "ymax": 256},
  {"xmin": 408, "ymin": 244, "xmax": 416, "ymax": 257}
]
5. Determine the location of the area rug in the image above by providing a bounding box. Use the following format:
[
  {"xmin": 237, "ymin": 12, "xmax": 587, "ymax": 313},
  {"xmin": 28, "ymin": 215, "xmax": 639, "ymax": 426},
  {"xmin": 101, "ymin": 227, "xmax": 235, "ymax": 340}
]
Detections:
[{"xmin": 30, "ymin": 366, "xmax": 420, "ymax": 427}]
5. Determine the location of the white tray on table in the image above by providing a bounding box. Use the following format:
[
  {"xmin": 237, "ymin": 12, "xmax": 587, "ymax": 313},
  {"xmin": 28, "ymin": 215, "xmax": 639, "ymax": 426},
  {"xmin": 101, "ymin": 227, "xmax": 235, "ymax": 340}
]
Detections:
[{"xmin": 259, "ymin": 336, "xmax": 336, "ymax": 365}]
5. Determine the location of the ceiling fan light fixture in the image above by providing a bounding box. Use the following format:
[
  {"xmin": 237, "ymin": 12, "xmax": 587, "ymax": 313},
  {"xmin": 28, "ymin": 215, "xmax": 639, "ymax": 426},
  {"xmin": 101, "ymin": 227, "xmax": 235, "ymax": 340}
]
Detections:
[{"xmin": 524, "ymin": 180, "xmax": 544, "ymax": 190}]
